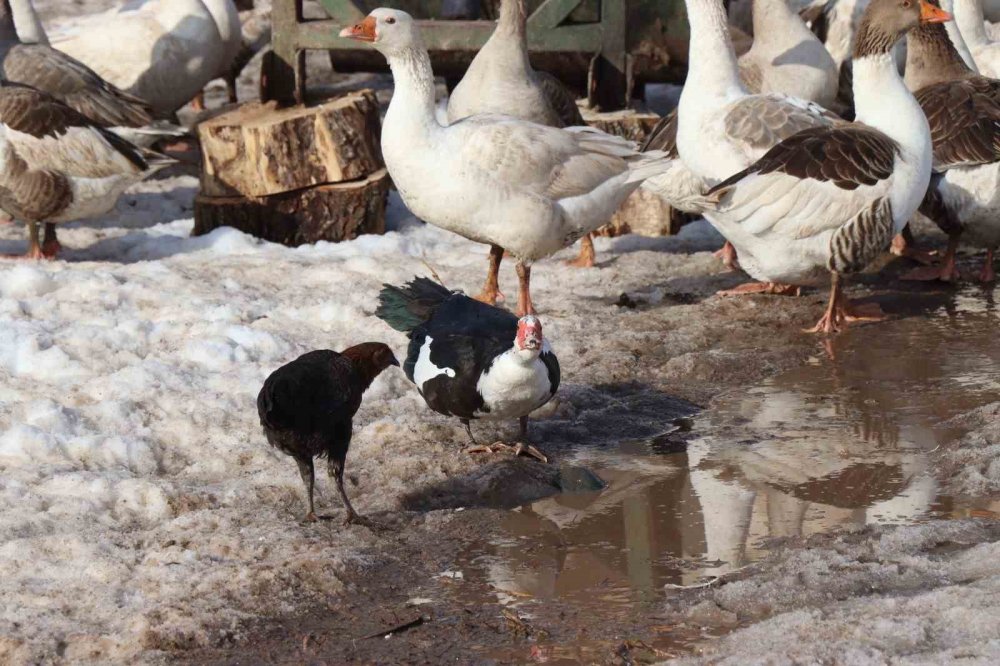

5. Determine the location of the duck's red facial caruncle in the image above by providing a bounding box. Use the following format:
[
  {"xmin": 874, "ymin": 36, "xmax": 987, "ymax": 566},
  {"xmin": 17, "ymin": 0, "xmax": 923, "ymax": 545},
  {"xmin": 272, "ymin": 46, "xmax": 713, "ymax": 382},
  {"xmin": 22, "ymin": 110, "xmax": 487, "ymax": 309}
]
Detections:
[
  {"xmin": 516, "ymin": 316, "xmax": 543, "ymax": 351},
  {"xmin": 339, "ymin": 16, "xmax": 377, "ymax": 42}
]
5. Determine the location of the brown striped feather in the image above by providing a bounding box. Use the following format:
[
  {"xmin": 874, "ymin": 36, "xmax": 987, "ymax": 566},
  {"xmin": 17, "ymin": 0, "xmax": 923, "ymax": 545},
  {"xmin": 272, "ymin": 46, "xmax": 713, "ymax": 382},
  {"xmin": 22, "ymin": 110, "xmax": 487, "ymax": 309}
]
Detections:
[
  {"xmin": 915, "ymin": 77, "xmax": 1000, "ymax": 170},
  {"xmin": 535, "ymin": 70, "xmax": 584, "ymax": 127},
  {"xmin": 709, "ymin": 126, "xmax": 898, "ymax": 194},
  {"xmin": 827, "ymin": 197, "xmax": 894, "ymax": 273}
]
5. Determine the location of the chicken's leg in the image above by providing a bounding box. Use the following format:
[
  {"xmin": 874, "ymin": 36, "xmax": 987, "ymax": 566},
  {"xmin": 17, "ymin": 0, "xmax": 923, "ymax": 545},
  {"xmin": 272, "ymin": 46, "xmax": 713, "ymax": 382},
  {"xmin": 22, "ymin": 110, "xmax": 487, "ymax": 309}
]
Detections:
[
  {"xmin": 42, "ymin": 223, "xmax": 61, "ymax": 259},
  {"xmin": 329, "ymin": 457, "xmax": 377, "ymax": 530},
  {"xmin": 296, "ymin": 458, "xmax": 317, "ymax": 522},
  {"xmin": 460, "ymin": 418, "xmax": 478, "ymax": 447},
  {"xmin": 25, "ymin": 221, "xmax": 44, "ymax": 260}
]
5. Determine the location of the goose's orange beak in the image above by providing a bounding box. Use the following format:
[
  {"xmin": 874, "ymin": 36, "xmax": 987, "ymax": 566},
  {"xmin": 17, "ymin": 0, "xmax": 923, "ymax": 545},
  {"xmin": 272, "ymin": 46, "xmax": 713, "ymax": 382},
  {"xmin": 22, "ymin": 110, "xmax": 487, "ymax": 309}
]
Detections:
[
  {"xmin": 919, "ymin": 0, "xmax": 952, "ymax": 23},
  {"xmin": 339, "ymin": 16, "xmax": 376, "ymax": 41}
]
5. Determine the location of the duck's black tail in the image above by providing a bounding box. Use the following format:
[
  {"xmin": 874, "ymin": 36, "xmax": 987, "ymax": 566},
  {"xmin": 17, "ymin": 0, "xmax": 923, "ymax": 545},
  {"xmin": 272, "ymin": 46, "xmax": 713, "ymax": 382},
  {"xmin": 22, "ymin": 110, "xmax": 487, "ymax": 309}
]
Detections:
[{"xmin": 376, "ymin": 277, "xmax": 453, "ymax": 333}]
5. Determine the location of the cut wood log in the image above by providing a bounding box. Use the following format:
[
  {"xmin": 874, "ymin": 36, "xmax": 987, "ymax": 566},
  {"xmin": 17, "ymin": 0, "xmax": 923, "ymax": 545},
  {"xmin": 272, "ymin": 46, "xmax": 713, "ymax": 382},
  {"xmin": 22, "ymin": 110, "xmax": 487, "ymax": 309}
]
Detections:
[
  {"xmin": 580, "ymin": 107, "xmax": 661, "ymax": 145},
  {"xmin": 599, "ymin": 186, "xmax": 676, "ymax": 238},
  {"xmin": 197, "ymin": 91, "xmax": 383, "ymax": 198},
  {"xmin": 581, "ymin": 107, "xmax": 672, "ymax": 239},
  {"xmin": 193, "ymin": 168, "xmax": 389, "ymax": 246}
]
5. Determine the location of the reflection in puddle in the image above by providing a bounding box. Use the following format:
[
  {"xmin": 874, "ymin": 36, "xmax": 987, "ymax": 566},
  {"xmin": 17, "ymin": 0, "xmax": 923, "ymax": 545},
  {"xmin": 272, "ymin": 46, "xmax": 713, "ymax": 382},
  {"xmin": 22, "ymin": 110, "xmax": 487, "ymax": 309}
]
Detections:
[{"xmin": 446, "ymin": 288, "xmax": 1000, "ymax": 660}]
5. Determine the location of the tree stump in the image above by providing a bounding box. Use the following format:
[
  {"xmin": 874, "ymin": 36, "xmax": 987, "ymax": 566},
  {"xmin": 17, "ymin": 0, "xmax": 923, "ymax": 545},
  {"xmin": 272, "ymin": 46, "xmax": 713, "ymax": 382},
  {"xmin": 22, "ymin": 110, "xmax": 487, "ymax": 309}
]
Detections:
[
  {"xmin": 194, "ymin": 169, "xmax": 390, "ymax": 246},
  {"xmin": 581, "ymin": 107, "xmax": 661, "ymax": 145},
  {"xmin": 194, "ymin": 90, "xmax": 388, "ymax": 246},
  {"xmin": 582, "ymin": 107, "xmax": 672, "ymax": 239}
]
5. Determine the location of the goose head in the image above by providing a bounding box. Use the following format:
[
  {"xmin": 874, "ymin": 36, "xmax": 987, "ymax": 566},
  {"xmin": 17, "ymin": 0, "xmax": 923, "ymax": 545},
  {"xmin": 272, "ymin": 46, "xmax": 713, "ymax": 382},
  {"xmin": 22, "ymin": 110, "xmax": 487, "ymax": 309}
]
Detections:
[
  {"xmin": 339, "ymin": 8, "xmax": 420, "ymax": 56},
  {"xmin": 853, "ymin": 0, "xmax": 952, "ymax": 57}
]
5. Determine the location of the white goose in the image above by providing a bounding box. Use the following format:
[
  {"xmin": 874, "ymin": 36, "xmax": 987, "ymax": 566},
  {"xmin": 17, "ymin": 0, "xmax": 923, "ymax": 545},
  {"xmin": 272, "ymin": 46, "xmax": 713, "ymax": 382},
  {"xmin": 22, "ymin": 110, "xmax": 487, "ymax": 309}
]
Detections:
[
  {"xmin": 674, "ymin": 0, "xmax": 838, "ymax": 286},
  {"xmin": 49, "ymin": 0, "xmax": 240, "ymax": 117},
  {"xmin": 0, "ymin": 84, "xmax": 174, "ymax": 259},
  {"xmin": 340, "ymin": 9, "xmax": 670, "ymax": 316},
  {"xmin": 738, "ymin": 0, "xmax": 839, "ymax": 107},
  {"xmin": 902, "ymin": 18, "xmax": 1000, "ymax": 283},
  {"xmin": 692, "ymin": 0, "xmax": 948, "ymax": 333},
  {"xmin": 445, "ymin": 0, "xmax": 588, "ymax": 300}
]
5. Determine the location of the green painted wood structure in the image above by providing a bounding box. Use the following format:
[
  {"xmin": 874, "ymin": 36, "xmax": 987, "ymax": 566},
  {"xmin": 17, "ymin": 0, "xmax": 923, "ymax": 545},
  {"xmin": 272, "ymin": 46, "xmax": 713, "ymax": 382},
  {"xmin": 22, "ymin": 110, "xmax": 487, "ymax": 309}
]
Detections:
[{"xmin": 265, "ymin": 0, "xmax": 689, "ymax": 110}]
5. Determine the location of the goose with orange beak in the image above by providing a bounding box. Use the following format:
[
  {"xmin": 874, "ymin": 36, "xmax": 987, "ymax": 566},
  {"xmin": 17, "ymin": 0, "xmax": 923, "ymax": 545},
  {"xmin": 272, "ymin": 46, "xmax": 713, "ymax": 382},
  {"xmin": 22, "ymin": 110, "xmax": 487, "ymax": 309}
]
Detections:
[
  {"xmin": 340, "ymin": 9, "xmax": 671, "ymax": 317},
  {"xmin": 689, "ymin": 0, "xmax": 951, "ymax": 334}
]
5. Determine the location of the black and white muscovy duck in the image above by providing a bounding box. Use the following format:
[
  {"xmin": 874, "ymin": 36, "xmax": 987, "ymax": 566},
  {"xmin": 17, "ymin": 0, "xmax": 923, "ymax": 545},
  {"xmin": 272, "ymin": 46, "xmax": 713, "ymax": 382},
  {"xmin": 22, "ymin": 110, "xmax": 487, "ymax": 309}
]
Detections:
[
  {"xmin": 376, "ymin": 277, "xmax": 559, "ymax": 462},
  {"xmin": 257, "ymin": 343, "xmax": 399, "ymax": 525}
]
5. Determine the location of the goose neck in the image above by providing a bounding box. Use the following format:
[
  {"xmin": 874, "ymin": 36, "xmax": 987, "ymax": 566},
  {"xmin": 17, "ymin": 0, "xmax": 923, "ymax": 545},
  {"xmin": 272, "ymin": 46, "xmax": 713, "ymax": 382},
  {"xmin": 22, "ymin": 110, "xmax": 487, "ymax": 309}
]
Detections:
[
  {"xmin": 497, "ymin": 0, "xmax": 527, "ymax": 38},
  {"xmin": 750, "ymin": 0, "xmax": 812, "ymax": 50},
  {"xmin": 949, "ymin": 0, "xmax": 989, "ymax": 47},
  {"xmin": 9, "ymin": 0, "xmax": 47, "ymax": 44},
  {"xmin": 684, "ymin": 0, "xmax": 743, "ymax": 94},
  {"xmin": 905, "ymin": 22, "xmax": 974, "ymax": 90},
  {"xmin": 385, "ymin": 46, "xmax": 439, "ymax": 130},
  {"xmin": 853, "ymin": 52, "xmax": 928, "ymax": 152}
]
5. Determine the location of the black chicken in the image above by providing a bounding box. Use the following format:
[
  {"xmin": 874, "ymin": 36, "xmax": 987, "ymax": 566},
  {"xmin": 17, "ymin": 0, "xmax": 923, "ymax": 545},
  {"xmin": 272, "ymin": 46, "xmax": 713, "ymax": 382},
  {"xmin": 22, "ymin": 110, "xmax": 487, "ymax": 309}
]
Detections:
[{"xmin": 257, "ymin": 343, "xmax": 399, "ymax": 524}]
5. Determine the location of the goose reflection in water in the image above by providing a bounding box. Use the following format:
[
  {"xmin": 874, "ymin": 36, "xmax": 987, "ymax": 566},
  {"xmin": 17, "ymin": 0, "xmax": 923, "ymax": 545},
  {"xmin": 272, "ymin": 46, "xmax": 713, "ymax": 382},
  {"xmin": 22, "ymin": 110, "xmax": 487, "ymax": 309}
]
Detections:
[{"xmin": 461, "ymin": 302, "xmax": 1000, "ymax": 610}]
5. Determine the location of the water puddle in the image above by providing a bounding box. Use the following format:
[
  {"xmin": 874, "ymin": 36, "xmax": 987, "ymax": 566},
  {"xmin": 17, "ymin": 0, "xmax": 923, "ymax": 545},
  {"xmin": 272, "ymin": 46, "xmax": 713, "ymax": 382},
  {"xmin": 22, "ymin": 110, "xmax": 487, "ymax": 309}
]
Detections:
[{"xmin": 445, "ymin": 287, "xmax": 1000, "ymax": 662}]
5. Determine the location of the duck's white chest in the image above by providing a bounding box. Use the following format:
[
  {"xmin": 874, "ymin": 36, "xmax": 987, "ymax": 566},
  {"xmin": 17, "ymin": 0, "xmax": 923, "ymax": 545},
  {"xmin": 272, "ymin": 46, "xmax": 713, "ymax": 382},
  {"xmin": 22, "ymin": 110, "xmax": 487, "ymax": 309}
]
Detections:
[{"xmin": 475, "ymin": 352, "xmax": 552, "ymax": 419}]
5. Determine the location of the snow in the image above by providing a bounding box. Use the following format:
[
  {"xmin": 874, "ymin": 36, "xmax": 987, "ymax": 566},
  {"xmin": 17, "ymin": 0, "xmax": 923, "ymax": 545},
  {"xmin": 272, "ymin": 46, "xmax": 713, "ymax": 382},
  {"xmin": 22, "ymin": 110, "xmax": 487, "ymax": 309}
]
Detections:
[
  {"xmin": 665, "ymin": 520, "xmax": 1000, "ymax": 665},
  {"xmin": 3, "ymin": 2, "xmax": 998, "ymax": 664},
  {"xmin": 0, "ymin": 159, "xmax": 726, "ymax": 662}
]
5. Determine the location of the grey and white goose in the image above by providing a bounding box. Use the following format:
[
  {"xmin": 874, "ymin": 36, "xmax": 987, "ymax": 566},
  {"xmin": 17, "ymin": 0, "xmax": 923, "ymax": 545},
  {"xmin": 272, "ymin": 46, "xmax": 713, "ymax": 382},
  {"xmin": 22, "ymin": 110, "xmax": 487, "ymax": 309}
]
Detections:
[
  {"xmin": 692, "ymin": 0, "xmax": 949, "ymax": 333},
  {"xmin": 0, "ymin": 84, "xmax": 174, "ymax": 259},
  {"xmin": 376, "ymin": 277, "xmax": 558, "ymax": 461},
  {"xmin": 666, "ymin": 0, "xmax": 840, "ymax": 281},
  {"xmin": 902, "ymin": 16, "xmax": 1000, "ymax": 282},
  {"xmin": 0, "ymin": 0, "xmax": 151, "ymax": 126},
  {"xmin": 446, "ymin": 0, "xmax": 590, "ymax": 298}
]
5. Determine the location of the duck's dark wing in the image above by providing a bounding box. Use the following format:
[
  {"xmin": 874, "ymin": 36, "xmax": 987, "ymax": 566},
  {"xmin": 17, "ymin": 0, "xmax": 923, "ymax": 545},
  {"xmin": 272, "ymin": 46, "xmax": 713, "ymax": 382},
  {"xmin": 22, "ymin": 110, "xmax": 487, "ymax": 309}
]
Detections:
[
  {"xmin": 257, "ymin": 350, "xmax": 362, "ymax": 434},
  {"xmin": 3, "ymin": 44, "xmax": 152, "ymax": 128},
  {"xmin": 422, "ymin": 293, "xmax": 519, "ymax": 342},
  {"xmin": 915, "ymin": 77, "xmax": 1000, "ymax": 170},
  {"xmin": 541, "ymin": 349, "xmax": 560, "ymax": 396},
  {"xmin": 406, "ymin": 329, "xmax": 515, "ymax": 419}
]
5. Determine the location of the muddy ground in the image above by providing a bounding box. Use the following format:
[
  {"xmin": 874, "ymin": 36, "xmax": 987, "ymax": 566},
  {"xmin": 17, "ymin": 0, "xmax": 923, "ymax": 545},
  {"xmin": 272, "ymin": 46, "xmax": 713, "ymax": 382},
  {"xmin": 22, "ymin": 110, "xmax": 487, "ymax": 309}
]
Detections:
[{"xmin": 170, "ymin": 223, "xmax": 1000, "ymax": 665}]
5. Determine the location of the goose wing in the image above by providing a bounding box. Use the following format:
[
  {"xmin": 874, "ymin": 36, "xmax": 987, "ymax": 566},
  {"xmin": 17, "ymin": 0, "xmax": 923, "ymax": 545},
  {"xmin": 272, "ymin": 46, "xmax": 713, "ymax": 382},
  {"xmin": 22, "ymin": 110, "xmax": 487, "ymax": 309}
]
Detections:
[
  {"xmin": 723, "ymin": 94, "xmax": 840, "ymax": 159},
  {"xmin": 448, "ymin": 116, "xmax": 641, "ymax": 201},
  {"xmin": 915, "ymin": 77, "xmax": 1000, "ymax": 170},
  {"xmin": 706, "ymin": 126, "xmax": 898, "ymax": 253},
  {"xmin": 0, "ymin": 85, "xmax": 147, "ymax": 178},
  {"xmin": 3, "ymin": 44, "xmax": 153, "ymax": 128}
]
